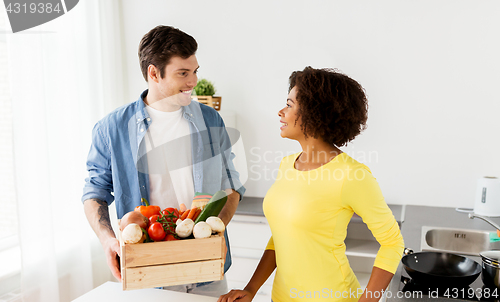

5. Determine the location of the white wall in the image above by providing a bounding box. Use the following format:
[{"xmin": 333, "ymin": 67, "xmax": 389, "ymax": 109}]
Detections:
[{"xmin": 120, "ymin": 0, "xmax": 500, "ymax": 208}]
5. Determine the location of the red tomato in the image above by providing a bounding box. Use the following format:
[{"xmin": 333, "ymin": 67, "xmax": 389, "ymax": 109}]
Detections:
[
  {"xmin": 149, "ymin": 214, "xmax": 160, "ymax": 224},
  {"xmin": 162, "ymin": 208, "xmax": 179, "ymax": 223},
  {"xmin": 148, "ymin": 222, "xmax": 166, "ymax": 241},
  {"xmin": 164, "ymin": 224, "xmax": 176, "ymax": 235},
  {"xmin": 164, "ymin": 234, "xmax": 179, "ymax": 241}
]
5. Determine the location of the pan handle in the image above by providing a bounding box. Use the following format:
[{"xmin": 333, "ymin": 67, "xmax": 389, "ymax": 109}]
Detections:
[{"xmin": 403, "ymin": 248, "xmax": 414, "ymax": 256}]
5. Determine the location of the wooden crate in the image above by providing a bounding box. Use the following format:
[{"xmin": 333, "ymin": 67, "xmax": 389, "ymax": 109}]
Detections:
[
  {"xmin": 119, "ymin": 233, "xmax": 225, "ymax": 290},
  {"xmin": 192, "ymin": 96, "xmax": 222, "ymax": 111}
]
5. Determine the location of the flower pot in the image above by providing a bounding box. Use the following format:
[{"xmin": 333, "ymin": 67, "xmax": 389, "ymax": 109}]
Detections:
[{"xmin": 192, "ymin": 95, "xmax": 222, "ymax": 111}]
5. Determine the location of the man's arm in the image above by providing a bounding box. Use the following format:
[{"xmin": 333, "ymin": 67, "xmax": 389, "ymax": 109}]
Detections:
[
  {"xmin": 214, "ymin": 115, "xmax": 245, "ymax": 227},
  {"xmin": 84, "ymin": 198, "xmax": 121, "ymax": 281},
  {"xmin": 216, "ymin": 113, "xmax": 246, "ymax": 201},
  {"xmin": 218, "ymin": 189, "xmax": 240, "ymax": 226}
]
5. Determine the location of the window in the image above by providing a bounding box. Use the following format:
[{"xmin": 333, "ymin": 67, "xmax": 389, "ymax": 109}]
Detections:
[{"xmin": 0, "ymin": 8, "xmax": 19, "ymax": 250}]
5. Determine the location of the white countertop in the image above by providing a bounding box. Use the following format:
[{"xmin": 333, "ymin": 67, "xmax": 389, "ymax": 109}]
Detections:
[{"xmin": 73, "ymin": 282, "xmax": 218, "ymax": 302}]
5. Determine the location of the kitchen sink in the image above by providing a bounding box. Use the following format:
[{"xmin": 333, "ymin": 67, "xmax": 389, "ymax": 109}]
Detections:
[{"xmin": 421, "ymin": 226, "xmax": 500, "ymax": 256}]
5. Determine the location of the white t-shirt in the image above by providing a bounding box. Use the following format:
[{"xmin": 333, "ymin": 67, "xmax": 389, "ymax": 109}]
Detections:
[{"xmin": 144, "ymin": 106, "xmax": 194, "ymax": 210}]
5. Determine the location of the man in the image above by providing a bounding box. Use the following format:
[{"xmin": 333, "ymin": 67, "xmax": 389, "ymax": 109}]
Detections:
[{"xmin": 82, "ymin": 25, "xmax": 245, "ymax": 296}]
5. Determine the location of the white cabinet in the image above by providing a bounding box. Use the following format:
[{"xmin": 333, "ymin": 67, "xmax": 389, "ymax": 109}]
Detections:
[
  {"xmin": 226, "ymin": 215, "xmax": 379, "ymax": 300},
  {"xmin": 345, "ymin": 221, "xmax": 380, "ymax": 288},
  {"xmin": 226, "ymin": 215, "xmax": 274, "ymax": 302}
]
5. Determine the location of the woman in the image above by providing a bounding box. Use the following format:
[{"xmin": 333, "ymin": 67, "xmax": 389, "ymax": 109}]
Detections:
[{"xmin": 219, "ymin": 67, "xmax": 404, "ymax": 302}]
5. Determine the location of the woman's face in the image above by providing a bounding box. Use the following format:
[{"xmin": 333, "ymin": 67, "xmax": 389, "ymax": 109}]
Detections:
[{"xmin": 278, "ymin": 87, "xmax": 304, "ymax": 140}]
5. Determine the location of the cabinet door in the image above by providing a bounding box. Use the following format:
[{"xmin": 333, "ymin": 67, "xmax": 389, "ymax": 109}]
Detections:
[
  {"xmin": 226, "ymin": 257, "xmax": 275, "ymax": 302},
  {"xmin": 227, "ymin": 215, "xmax": 272, "ymax": 259},
  {"xmin": 226, "ymin": 215, "xmax": 274, "ymax": 301}
]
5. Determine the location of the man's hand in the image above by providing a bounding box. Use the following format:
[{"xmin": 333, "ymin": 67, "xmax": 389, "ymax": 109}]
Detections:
[
  {"xmin": 84, "ymin": 198, "xmax": 121, "ymax": 281},
  {"xmin": 218, "ymin": 189, "xmax": 240, "ymax": 226},
  {"xmin": 102, "ymin": 237, "xmax": 122, "ymax": 281}
]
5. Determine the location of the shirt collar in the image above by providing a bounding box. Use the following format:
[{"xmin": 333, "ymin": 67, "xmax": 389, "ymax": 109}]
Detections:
[
  {"xmin": 134, "ymin": 90, "xmax": 150, "ymax": 124},
  {"xmin": 134, "ymin": 89, "xmax": 196, "ymax": 123}
]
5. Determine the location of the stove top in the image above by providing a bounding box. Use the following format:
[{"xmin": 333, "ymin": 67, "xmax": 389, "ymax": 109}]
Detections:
[
  {"xmin": 400, "ymin": 277, "xmax": 479, "ymax": 300},
  {"xmin": 399, "ymin": 275, "xmax": 499, "ymax": 301}
]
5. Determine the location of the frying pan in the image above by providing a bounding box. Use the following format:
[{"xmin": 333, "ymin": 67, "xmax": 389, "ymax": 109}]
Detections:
[{"xmin": 402, "ymin": 248, "xmax": 481, "ymax": 288}]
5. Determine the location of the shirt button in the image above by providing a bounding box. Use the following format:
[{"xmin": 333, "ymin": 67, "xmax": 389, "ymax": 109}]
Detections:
[
  {"xmin": 190, "ymin": 114, "xmax": 193, "ymax": 117},
  {"xmin": 196, "ymin": 175, "xmax": 201, "ymax": 179},
  {"xmin": 140, "ymin": 128, "xmax": 144, "ymax": 132},
  {"xmin": 147, "ymin": 118, "xmax": 151, "ymax": 121},
  {"xmin": 137, "ymin": 118, "xmax": 141, "ymax": 122}
]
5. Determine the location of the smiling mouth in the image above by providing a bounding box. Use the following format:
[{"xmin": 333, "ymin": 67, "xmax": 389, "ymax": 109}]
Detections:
[
  {"xmin": 180, "ymin": 90, "xmax": 192, "ymax": 95},
  {"xmin": 280, "ymin": 122, "xmax": 288, "ymax": 130}
]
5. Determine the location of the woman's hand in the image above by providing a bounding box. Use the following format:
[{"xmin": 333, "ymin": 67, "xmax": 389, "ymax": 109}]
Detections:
[{"xmin": 217, "ymin": 289, "xmax": 254, "ymax": 302}]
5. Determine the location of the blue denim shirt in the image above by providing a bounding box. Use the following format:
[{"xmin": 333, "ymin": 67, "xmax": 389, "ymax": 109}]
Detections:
[{"xmin": 82, "ymin": 90, "xmax": 245, "ymax": 273}]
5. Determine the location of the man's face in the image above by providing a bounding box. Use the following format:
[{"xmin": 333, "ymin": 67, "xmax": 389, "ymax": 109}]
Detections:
[{"xmin": 155, "ymin": 55, "xmax": 199, "ymax": 108}]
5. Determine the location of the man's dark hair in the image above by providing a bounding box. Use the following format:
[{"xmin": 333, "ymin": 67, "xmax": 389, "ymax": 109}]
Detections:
[
  {"xmin": 289, "ymin": 67, "xmax": 368, "ymax": 147},
  {"xmin": 138, "ymin": 25, "xmax": 198, "ymax": 82}
]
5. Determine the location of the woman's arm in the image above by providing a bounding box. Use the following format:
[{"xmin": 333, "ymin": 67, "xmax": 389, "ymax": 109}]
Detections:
[
  {"xmin": 340, "ymin": 166, "xmax": 404, "ymax": 300},
  {"xmin": 359, "ymin": 266, "xmax": 394, "ymax": 302},
  {"xmin": 218, "ymin": 249, "xmax": 277, "ymax": 302}
]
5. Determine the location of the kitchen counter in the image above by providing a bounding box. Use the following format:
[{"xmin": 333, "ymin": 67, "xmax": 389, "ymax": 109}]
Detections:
[
  {"xmin": 73, "ymin": 281, "xmax": 218, "ymax": 302},
  {"xmin": 235, "ymin": 196, "xmax": 266, "ymax": 216},
  {"xmin": 387, "ymin": 206, "xmax": 500, "ymax": 302},
  {"xmin": 236, "ymin": 196, "xmax": 404, "ymax": 224}
]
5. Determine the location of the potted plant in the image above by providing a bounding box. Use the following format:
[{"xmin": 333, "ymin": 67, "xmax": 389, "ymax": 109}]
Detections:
[{"xmin": 192, "ymin": 79, "xmax": 222, "ymax": 111}]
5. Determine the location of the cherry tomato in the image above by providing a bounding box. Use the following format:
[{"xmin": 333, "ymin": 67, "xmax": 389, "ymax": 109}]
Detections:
[
  {"xmin": 148, "ymin": 222, "xmax": 166, "ymax": 241},
  {"xmin": 164, "ymin": 223, "xmax": 176, "ymax": 235},
  {"xmin": 149, "ymin": 214, "xmax": 160, "ymax": 224},
  {"xmin": 164, "ymin": 234, "xmax": 179, "ymax": 241},
  {"xmin": 162, "ymin": 208, "xmax": 179, "ymax": 223}
]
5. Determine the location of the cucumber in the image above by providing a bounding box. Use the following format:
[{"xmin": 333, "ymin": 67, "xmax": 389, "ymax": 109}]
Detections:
[{"xmin": 194, "ymin": 190, "xmax": 228, "ymax": 223}]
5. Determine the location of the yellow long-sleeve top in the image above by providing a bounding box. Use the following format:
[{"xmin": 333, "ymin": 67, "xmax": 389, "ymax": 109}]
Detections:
[{"xmin": 263, "ymin": 152, "xmax": 404, "ymax": 302}]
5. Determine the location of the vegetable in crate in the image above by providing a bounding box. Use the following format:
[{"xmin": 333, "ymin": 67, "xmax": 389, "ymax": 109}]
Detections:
[
  {"xmin": 206, "ymin": 216, "xmax": 225, "ymax": 233},
  {"xmin": 162, "ymin": 208, "xmax": 180, "ymax": 223},
  {"xmin": 122, "ymin": 223, "xmax": 144, "ymax": 244},
  {"xmin": 119, "ymin": 210, "xmax": 148, "ymax": 231},
  {"xmin": 134, "ymin": 198, "xmax": 161, "ymax": 218},
  {"xmin": 176, "ymin": 219, "xmax": 195, "ymax": 238},
  {"xmin": 193, "ymin": 222, "xmax": 212, "ymax": 239},
  {"xmin": 191, "ymin": 192, "xmax": 212, "ymax": 209},
  {"xmin": 194, "ymin": 190, "xmax": 228, "ymax": 223},
  {"xmin": 148, "ymin": 222, "xmax": 166, "ymax": 241}
]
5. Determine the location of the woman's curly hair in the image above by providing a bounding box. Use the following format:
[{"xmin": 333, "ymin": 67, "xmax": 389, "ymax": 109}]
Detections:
[{"xmin": 289, "ymin": 67, "xmax": 368, "ymax": 147}]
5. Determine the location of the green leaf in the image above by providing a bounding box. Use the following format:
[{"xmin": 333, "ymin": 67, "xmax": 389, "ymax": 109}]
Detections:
[{"xmin": 194, "ymin": 79, "xmax": 216, "ymax": 96}]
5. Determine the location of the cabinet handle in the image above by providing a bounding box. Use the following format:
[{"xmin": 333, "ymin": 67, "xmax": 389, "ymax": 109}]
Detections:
[{"xmin": 231, "ymin": 220, "xmax": 268, "ymax": 225}]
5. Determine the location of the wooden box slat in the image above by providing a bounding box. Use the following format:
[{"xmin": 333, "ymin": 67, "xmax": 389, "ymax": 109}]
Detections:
[
  {"xmin": 123, "ymin": 234, "xmax": 224, "ymax": 268},
  {"xmin": 119, "ymin": 231, "xmax": 225, "ymax": 290},
  {"xmin": 124, "ymin": 259, "xmax": 223, "ymax": 290}
]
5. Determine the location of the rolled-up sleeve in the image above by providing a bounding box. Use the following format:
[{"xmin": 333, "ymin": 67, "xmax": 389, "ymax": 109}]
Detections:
[
  {"xmin": 341, "ymin": 167, "xmax": 404, "ymax": 274},
  {"xmin": 82, "ymin": 122, "xmax": 114, "ymax": 205},
  {"xmin": 217, "ymin": 119, "xmax": 246, "ymax": 199}
]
